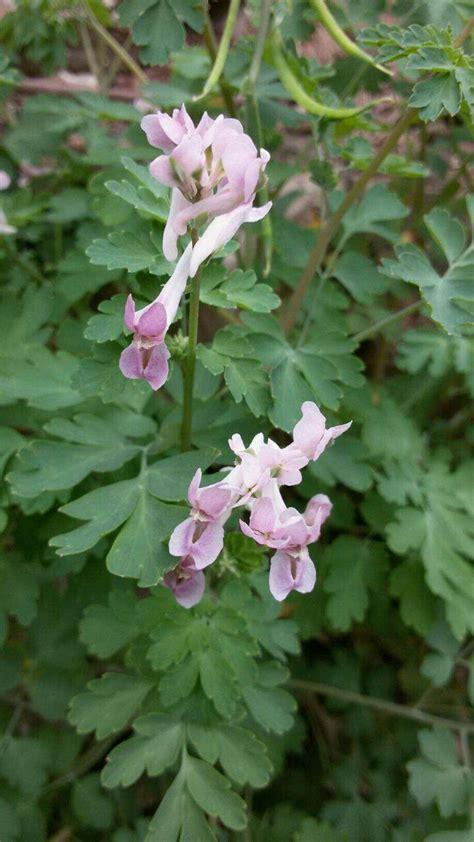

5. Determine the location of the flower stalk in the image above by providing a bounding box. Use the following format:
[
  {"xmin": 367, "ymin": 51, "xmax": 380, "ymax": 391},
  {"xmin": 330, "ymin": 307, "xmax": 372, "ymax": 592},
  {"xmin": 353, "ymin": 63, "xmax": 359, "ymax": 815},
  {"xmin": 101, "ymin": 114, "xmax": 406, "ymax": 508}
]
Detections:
[{"xmin": 181, "ymin": 230, "xmax": 201, "ymax": 452}]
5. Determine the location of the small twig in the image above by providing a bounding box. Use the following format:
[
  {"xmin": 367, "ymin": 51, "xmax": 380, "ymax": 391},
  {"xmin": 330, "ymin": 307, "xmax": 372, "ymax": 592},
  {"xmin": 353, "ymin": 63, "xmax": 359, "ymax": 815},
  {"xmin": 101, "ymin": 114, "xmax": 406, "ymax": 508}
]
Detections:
[
  {"xmin": 18, "ymin": 76, "xmax": 136, "ymax": 100},
  {"xmin": 78, "ymin": 21, "xmax": 101, "ymax": 90},
  {"xmin": 81, "ymin": 3, "xmax": 147, "ymax": 85},
  {"xmin": 282, "ymin": 107, "xmax": 416, "ymax": 333},
  {"xmin": 0, "ymin": 700, "xmax": 24, "ymax": 759},
  {"xmin": 42, "ymin": 731, "xmax": 126, "ymax": 795},
  {"xmin": 290, "ymin": 679, "xmax": 474, "ymax": 732},
  {"xmin": 351, "ymin": 300, "xmax": 421, "ymax": 344}
]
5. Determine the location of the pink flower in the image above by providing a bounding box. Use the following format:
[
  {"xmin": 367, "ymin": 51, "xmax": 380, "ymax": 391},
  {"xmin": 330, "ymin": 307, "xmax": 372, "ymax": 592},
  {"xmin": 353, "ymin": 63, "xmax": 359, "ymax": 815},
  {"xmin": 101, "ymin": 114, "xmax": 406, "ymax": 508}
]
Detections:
[
  {"xmin": 239, "ymin": 493, "xmax": 290, "ymax": 550},
  {"xmin": 162, "ymin": 401, "xmax": 348, "ymax": 607},
  {"xmin": 189, "ymin": 201, "xmax": 272, "ymax": 278},
  {"xmin": 188, "ymin": 469, "xmax": 234, "ymax": 522},
  {"xmin": 257, "ymin": 440, "xmax": 308, "ymax": 487},
  {"xmin": 269, "ymin": 550, "xmax": 316, "ymax": 601},
  {"xmin": 141, "ymin": 104, "xmax": 196, "ymax": 154},
  {"xmin": 239, "ymin": 483, "xmax": 328, "ymax": 553},
  {"xmin": 141, "ymin": 105, "xmax": 271, "ymax": 263},
  {"xmin": 228, "ymin": 431, "xmax": 307, "ymax": 501},
  {"xmin": 292, "ymin": 402, "xmax": 352, "ymax": 462},
  {"xmin": 119, "ymin": 242, "xmax": 192, "ymax": 390},
  {"xmin": 169, "ymin": 518, "xmax": 224, "ymax": 570},
  {"xmin": 0, "ymin": 210, "xmax": 16, "ymax": 235},
  {"xmin": 163, "ymin": 557, "xmax": 205, "ymax": 608},
  {"xmin": 0, "ymin": 171, "xmax": 11, "ymax": 191}
]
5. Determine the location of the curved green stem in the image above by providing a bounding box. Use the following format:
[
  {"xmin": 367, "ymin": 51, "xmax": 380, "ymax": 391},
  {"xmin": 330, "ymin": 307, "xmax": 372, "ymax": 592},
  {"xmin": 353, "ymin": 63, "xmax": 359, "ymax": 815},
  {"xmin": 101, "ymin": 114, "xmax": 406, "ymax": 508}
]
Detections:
[
  {"xmin": 271, "ymin": 29, "xmax": 387, "ymax": 120},
  {"xmin": 202, "ymin": 1, "xmax": 237, "ymax": 117},
  {"xmin": 197, "ymin": 0, "xmax": 240, "ymax": 100},
  {"xmin": 308, "ymin": 0, "xmax": 392, "ymax": 75},
  {"xmin": 290, "ymin": 679, "xmax": 474, "ymax": 732}
]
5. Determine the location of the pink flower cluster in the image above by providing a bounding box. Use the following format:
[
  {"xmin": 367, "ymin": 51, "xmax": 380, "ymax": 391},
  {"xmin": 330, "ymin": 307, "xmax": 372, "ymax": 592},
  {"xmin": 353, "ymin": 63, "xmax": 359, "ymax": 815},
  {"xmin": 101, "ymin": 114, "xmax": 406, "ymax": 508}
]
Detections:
[
  {"xmin": 119, "ymin": 106, "xmax": 272, "ymax": 392},
  {"xmin": 164, "ymin": 402, "xmax": 351, "ymax": 608},
  {"xmin": 141, "ymin": 104, "xmax": 271, "ymax": 268},
  {"xmin": 119, "ymin": 242, "xmax": 192, "ymax": 389}
]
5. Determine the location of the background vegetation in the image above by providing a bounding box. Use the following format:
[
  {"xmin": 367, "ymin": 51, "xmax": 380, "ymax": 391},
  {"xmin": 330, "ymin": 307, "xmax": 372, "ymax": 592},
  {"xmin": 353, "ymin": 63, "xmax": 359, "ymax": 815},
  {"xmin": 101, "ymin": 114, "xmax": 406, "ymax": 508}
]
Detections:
[{"xmin": 0, "ymin": 0, "xmax": 473, "ymax": 839}]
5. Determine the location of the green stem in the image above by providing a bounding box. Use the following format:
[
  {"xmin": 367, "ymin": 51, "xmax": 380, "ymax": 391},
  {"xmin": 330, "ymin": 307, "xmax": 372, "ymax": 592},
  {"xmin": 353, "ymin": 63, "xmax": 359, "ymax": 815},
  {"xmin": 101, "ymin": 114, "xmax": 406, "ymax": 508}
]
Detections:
[
  {"xmin": 244, "ymin": 0, "xmax": 273, "ymax": 276},
  {"xmin": 42, "ymin": 732, "xmax": 124, "ymax": 795},
  {"xmin": 271, "ymin": 28, "xmax": 385, "ymax": 121},
  {"xmin": 308, "ymin": 0, "xmax": 392, "ymax": 75},
  {"xmin": 81, "ymin": 3, "xmax": 147, "ymax": 84},
  {"xmin": 351, "ymin": 300, "xmax": 421, "ymax": 343},
  {"xmin": 197, "ymin": 0, "xmax": 240, "ymax": 99},
  {"xmin": 78, "ymin": 20, "xmax": 102, "ymax": 89},
  {"xmin": 181, "ymin": 234, "xmax": 201, "ymax": 452},
  {"xmin": 282, "ymin": 106, "xmax": 416, "ymax": 333},
  {"xmin": 248, "ymin": 0, "xmax": 273, "ymax": 88},
  {"xmin": 0, "ymin": 700, "xmax": 23, "ymax": 759},
  {"xmin": 290, "ymin": 679, "xmax": 474, "ymax": 732},
  {"xmin": 202, "ymin": 1, "xmax": 237, "ymax": 117}
]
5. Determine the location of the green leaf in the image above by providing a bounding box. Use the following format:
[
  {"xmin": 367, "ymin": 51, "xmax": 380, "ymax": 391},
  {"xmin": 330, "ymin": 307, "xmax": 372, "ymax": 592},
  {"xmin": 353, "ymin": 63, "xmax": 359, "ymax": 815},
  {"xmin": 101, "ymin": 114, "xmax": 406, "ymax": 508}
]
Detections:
[
  {"xmin": 106, "ymin": 493, "xmax": 184, "ymax": 586},
  {"xmin": 384, "ymin": 457, "xmax": 474, "ymax": 638},
  {"xmin": 147, "ymin": 770, "xmax": 213, "ymax": 842},
  {"xmin": 136, "ymin": 2, "xmax": 184, "ymax": 64},
  {"xmin": 186, "ymin": 755, "xmax": 247, "ymax": 831},
  {"xmin": 341, "ymin": 184, "xmax": 408, "ymax": 244},
  {"xmin": 381, "ymin": 199, "xmax": 474, "ymax": 335},
  {"xmin": 146, "ymin": 448, "xmax": 218, "ymax": 501},
  {"xmin": 84, "ymin": 295, "xmax": 128, "ymax": 343},
  {"xmin": 56, "ymin": 248, "xmax": 121, "ymax": 304},
  {"xmin": 309, "ymin": 436, "xmax": 373, "ymax": 492},
  {"xmin": 0, "ymin": 554, "xmax": 39, "ymax": 642},
  {"xmin": 51, "ymin": 470, "xmax": 186, "ymax": 585},
  {"xmin": 323, "ymin": 537, "xmax": 389, "ymax": 631},
  {"xmin": 102, "ymin": 713, "xmax": 184, "ymax": 788},
  {"xmin": 199, "ymin": 649, "xmax": 238, "ymax": 719},
  {"xmin": 389, "ymin": 560, "xmax": 437, "ymax": 636},
  {"xmin": 189, "ymin": 723, "xmax": 272, "ymax": 789},
  {"xmin": 420, "ymin": 619, "xmax": 459, "ymax": 688},
  {"xmin": 247, "ymin": 329, "xmax": 363, "ymax": 431},
  {"xmin": 0, "ymin": 796, "xmax": 20, "ymax": 842},
  {"xmin": 80, "ymin": 589, "xmax": 139, "ymax": 658},
  {"xmin": 105, "ymin": 176, "xmax": 168, "ymax": 221},
  {"xmin": 72, "ymin": 773, "xmax": 114, "ymax": 830},
  {"xmin": 0, "ymin": 737, "xmax": 49, "ymax": 795},
  {"xmin": 69, "ymin": 673, "xmax": 152, "ymax": 739},
  {"xmin": 87, "ymin": 228, "xmax": 169, "ymax": 274},
  {"xmin": 407, "ymin": 729, "xmax": 471, "ymax": 817},
  {"xmin": 296, "ymin": 817, "xmax": 348, "ymax": 842},
  {"xmin": 333, "ymin": 252, "xmax": 391, "ymax": 303},
  {"xmin": 0, "ymin": 427, "xmax": 23, "ymax": 476},
  {"xmin": 242, "ymin": 683, "xmax": 296, "ymax": 734},
  {"xmin": 8, "ymin": 409, "xmax": 152, "ymax": 498},
  {"xmin": 200, "ymin": 266, "xmax": 280, "ymax": 313},
  {"xmin": 0, "ymin": 346, "xmax": 80, "ymax": 411}
]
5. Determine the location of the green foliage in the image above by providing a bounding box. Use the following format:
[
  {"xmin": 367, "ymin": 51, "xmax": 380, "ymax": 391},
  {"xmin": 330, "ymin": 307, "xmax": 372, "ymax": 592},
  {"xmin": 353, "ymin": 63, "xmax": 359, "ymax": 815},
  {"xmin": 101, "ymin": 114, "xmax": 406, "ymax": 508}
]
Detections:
[
  {"xmin": 407, "ymin": 729, "xmax": 472, "ymax": 817},
  {"xmin": 0, "ymin": 1, "xmax": 473, "ymax": 839},
  {"xmin": 360, "ymin": 24, "xmax": 474, "ymax": 120},
  {"xmin": 381, "ymin": 198, "xmax": 474, "ymax": 335},
  {"xmin": 118, "ymin": 0, "xmax": 202, "ymax": 66}
]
